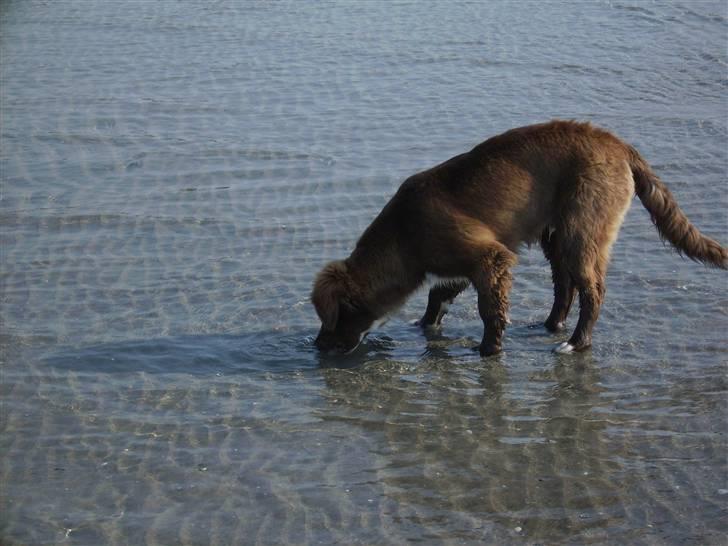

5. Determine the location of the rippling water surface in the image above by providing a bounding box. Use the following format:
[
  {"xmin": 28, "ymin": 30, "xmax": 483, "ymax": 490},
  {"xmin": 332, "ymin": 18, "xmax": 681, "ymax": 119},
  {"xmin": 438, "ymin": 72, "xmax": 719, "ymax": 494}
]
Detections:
[{"xmin": 1, "ymin": 1, "xmax": 727, "ymax": 544}]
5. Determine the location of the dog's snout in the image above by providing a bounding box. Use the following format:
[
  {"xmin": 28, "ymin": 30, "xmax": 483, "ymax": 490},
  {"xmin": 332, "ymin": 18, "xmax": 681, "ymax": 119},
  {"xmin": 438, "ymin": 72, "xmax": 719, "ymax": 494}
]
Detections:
[
  {"xmin": 314, "ymin": 332, "xmax": 337, "ymax": 352},
  {"xmin": 314, "ymin": 331, "xmax": 357, "ymax": 354}
]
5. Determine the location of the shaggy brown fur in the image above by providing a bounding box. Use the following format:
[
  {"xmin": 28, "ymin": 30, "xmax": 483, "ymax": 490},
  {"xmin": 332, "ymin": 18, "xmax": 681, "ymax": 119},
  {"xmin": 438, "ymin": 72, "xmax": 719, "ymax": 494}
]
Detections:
[{"xmin": 312, "ymin": 120, "xmax": 727, "ymax": 355}]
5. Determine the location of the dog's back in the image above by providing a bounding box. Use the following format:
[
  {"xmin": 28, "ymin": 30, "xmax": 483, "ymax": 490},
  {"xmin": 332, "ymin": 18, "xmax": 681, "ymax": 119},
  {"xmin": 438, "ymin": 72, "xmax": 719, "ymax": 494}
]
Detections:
[{"xmin": 387, "ymin": 121, "xmax": 633, "ymax": 270}]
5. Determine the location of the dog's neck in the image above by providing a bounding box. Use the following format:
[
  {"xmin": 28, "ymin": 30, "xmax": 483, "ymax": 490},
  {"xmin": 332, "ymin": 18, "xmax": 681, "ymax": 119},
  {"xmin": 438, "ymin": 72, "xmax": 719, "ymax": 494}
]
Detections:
[{"xmin": 347, "ymin": 234, "xmax": 423, "ymax": 318}]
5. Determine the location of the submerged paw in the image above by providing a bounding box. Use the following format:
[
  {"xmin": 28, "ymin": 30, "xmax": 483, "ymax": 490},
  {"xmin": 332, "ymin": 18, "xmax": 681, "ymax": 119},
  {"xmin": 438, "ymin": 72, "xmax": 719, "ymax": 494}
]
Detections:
[{"xmin": 553, "ymin": 341, "xmax": 574, "ymax": 354}]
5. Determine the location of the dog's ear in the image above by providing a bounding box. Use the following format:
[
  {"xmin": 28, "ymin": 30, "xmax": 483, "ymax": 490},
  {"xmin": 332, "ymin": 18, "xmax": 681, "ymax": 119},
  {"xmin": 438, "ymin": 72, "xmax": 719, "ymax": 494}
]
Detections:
[{"xmin": 311, "ymin": 260, "xmax": 349, "ymax": 331}]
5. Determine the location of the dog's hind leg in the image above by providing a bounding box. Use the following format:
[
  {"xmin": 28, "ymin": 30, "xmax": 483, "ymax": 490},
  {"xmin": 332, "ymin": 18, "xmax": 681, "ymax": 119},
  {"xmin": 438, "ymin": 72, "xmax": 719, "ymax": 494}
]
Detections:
[
  {"xmin": 555, "ymin": 201, "xmax": 629, "ymax": 353},
  {"xmin": 555, "ymin": 257, "xmax": 607, "ymax": 354},
  {"xmin": 550, "ymin": 208, "xmax": 616, "ymax": 354},
  {"xmin": 418, "ymin": 280, "xmax": 470, "ymax": 328},
  {"xmin": 470, "ymin": 243, "xmax": 517, "ymax": 356},
  {"xmin": 540, "ymin": 227, "xmax": 576, "ymax": 332},
  {"xmin": 554, "ymin": 164, "xmax": 633, "ymax": 353}
]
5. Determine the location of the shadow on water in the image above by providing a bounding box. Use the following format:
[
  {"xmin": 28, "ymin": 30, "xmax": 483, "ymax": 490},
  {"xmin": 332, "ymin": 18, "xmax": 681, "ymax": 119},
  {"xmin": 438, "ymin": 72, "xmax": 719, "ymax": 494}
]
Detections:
[
  {"xmin": 43, "ymin": 331, "xmax": 323, "ymax": 375},
  {"xmin": 46, "ymin": 320, "xmax": 589, "ymax": 379},
  {"xmin": 41, "ymin": 328, "xmax": 422, "ymax": 375},
  {"xmin": 42, "ymin": 318, "xmax": 601, "ymax": 377}
]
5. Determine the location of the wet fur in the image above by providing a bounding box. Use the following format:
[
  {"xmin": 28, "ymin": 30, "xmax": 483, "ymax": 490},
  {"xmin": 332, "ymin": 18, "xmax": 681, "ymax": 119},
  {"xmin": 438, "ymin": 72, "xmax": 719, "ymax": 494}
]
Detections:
[{"xmin": 312, "ymin": 120, "xmax": 727, "ymax": 355}]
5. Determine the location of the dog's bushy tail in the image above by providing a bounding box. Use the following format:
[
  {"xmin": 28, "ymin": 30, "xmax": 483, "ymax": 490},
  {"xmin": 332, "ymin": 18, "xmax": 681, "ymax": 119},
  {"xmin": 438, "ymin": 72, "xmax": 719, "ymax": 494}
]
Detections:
[{"xmin": 628, "ymin": 146, "xmax": 727, "ymax": 269}]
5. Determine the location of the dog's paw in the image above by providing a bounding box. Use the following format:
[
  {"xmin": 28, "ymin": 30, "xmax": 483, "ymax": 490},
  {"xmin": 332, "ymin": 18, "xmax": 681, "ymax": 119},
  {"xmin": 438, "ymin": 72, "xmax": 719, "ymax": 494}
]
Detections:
[
  {"xmin": 553, "ymin": 341, "xmax": 574, "ymax": 354},
  {"xmin": 544, "ymin": 320, "xmax": 566, "ymax": 332},
  {"xmin": 415, "ymin": 319, "xmax": 441, "ymax": 332},
  {"xmin": 479, "ymin": 343, "xmax": 502, "ymax": 357}
]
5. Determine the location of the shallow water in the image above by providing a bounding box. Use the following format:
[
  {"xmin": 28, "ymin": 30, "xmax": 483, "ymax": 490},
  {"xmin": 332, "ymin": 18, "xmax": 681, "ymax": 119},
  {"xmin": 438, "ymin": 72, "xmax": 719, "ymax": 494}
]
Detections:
[{"xmin": 1, "ymin": 1, "xmax": 727, "ymax": 544}]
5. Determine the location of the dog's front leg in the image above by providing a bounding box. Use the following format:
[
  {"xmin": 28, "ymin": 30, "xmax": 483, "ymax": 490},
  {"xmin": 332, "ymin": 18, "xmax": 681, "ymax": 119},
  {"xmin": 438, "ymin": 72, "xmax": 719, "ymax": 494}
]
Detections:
[
  {"xmin": 472, "ymin": 245, "xmax": 517, "ymax": 356},
  {"xmin": 418, "ymin": 280, "xmax": 469, "ymax": 328}
]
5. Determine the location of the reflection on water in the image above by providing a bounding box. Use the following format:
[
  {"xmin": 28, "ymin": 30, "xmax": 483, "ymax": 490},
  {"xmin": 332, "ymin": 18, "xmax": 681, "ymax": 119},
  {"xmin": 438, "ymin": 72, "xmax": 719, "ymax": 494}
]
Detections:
[
  {"xmin": 1, "ymin": 1, "xmax": 726, "ymax": 544},
  {"xmin": 316, "ymin": 353, "xmax": 725, "ymax": 543},
  {"xmin": 4, "ymin": 336, "xmax": 725, "ymax": 544}
]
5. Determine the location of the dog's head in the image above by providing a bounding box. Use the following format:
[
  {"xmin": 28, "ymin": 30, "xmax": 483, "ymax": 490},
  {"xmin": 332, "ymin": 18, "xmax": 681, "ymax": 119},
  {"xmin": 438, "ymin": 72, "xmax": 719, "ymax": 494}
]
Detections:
[{"xmin": 311, "ymin": 260, "xmax": 377, "ymax": 354}]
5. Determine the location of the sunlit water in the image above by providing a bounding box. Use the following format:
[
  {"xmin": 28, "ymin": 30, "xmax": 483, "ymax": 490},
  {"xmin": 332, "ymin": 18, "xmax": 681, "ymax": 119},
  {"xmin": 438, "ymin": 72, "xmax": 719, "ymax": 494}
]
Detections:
[{"xmin": 1, "ymin": 1, "xmax": 727, "ymax": 544}]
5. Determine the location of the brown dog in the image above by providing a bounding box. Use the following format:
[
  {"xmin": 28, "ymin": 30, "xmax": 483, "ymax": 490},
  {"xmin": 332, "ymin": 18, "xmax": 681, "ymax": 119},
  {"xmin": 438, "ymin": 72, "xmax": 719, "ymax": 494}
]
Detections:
[{"xmin": 312, "ymin": 121, "xmax": 727, "ymax": 355}]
